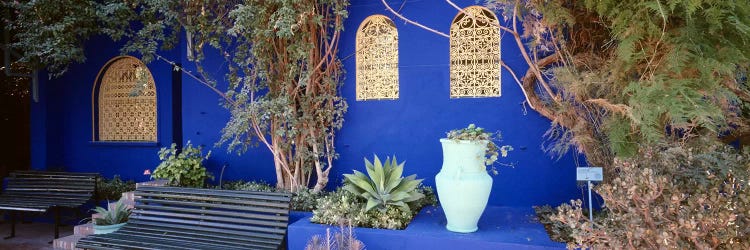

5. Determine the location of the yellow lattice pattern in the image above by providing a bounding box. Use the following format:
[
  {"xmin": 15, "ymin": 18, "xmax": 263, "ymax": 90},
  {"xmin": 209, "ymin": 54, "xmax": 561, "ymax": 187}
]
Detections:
[
  {"xmin": 450, "ymin": 6, "xmax": 501, "ymax": 98},
  {"xmin": 356, "ymin": 15, "xmax": 399, "ymax": 100},
  {"xmin": 98, "ymin": 57, "xmax": 157, "ymax": 141}
]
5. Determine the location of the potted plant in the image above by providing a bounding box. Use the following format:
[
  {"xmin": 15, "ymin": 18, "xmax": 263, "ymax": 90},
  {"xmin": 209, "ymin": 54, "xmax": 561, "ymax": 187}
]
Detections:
[
  {"xmin": 151, "ymin": 141, "xmax": 213, "ymax": 188},
  {"xmin": 435, "ymin": 124, "xmax": 512, "ymax": 233},
  {"xmin": 91, "ymin": 200, "xmax": 131, "ymax": 234}
]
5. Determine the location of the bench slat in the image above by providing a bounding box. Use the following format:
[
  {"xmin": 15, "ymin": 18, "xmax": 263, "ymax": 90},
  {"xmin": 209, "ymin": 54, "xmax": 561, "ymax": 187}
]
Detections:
[
  {"xmin": 0, "ymin": 171, "xmax": 97, "ymax": 213},
  {"xmin": 133, "ymin": 207, "xmax": 288, "ymax": 227},
  {"xmin": 78, "ymin": 186, "xmax": 291, "ymax": 250},
  {"xmin": 135, "ymin": 191, "xmax": 291, "ymax": 208},
  {"xmin": 136, "ymin": 198, "xmax": 289, "ymax": 215},
  {"xmin": 111, "ymin": 227, "xmax": 280, "ymax": 249},
  {"xmin": 130, "ymin": 214, "xmax": 287, "ymax": 235},
  {"xmin": 123, "ymin": 220, "xmax": 285, "ymax": 241},
  {"xmin": 137, "ymin": 186, "xmax": 292, "ymax": 201}
]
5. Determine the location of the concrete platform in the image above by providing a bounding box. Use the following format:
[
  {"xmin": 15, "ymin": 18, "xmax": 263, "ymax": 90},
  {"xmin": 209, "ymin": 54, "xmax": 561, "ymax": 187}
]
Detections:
[
  {"xmin": 0, "ymin": 221, "xmax": 73, "ymax": 250},
  {"xmin": 288, "ymin": 206, "xmax": 565, "ymax": 250}
]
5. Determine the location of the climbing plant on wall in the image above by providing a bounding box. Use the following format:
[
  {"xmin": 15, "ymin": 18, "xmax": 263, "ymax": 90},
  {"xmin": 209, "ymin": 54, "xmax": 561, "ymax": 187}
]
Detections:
[{"xmin": 4, "ymin": 0, "xmax": 350, "ymax": 192}]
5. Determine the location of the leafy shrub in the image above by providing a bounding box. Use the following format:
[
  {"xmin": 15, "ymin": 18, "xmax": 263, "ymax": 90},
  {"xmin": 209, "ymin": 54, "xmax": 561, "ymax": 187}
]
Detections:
[
  {"xmin": 152, "ymin": 141, "xmax": 213, "ymax": 188},
  {"xmin": 96, "ymin": 175, "xmax": 136, "ymax": 201},
  {"xmin": 549, "ymin": 142, "xmax": 750, "ymax": 249},
  {"xmin": 221, "ymin": 180, "xmax": 276, "ymax": 192},
  {"xmin": 291, "ymin": 188, "xmax": 325, "ymax": 211},
  {"xmin": 305, "ymin": 223, "xmax": 364, "ymax": 250},
  {"xmin": 221, "ymin": 180, "xmax": 324, "ymax": 211},
  {"xmin": 311, "ymin": 186, "xmax": 437, "ymax": 230},
  {"xmin": 91, "ymin": 200, "xmax": 131, "ymax": 226},
  {"xmin": 343, "ymin": 155, "xmax": 424, "ymax": 213}
]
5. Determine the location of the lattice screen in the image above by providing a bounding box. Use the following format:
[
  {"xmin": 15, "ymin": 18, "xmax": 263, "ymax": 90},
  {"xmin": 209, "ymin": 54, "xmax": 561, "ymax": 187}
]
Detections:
[
  {"xmin": 449, "ymin": 6, "xmax": 501, "ymax": 98},
  {"xmin": 356, "ymin": 15, "xmax": 399, "ymax": 100},
  {"xmin": 97, "ymin": 56, "xmax": 157, "ymax": 141}
]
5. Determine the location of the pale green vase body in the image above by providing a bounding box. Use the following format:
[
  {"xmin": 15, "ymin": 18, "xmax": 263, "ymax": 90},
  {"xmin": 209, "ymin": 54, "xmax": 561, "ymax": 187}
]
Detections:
[
  {"xmin": 435, "ymin": 139, "xmax": 492, "ymax": 233},
  {"xmin": 93, "ymin": 222, "xmax": 126, "ymax": 234}
]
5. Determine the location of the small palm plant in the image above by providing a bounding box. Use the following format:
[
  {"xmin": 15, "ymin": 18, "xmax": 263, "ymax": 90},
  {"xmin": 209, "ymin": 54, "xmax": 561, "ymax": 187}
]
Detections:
[
  {"xmin": 92, "ymin": 200, "xmax": 131, "ymax": 226},
  {"xmin": 343, "ymin": 155, "xmax": 424, "ymax": 213}
]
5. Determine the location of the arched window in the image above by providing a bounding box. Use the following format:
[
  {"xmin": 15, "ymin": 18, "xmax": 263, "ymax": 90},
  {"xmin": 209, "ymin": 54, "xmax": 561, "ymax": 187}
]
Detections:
[
  {"xmin": 92, "ymin": 56, "xmax": 157, "ymax": 141},
  {"xmin": 449, "ymin": 6, "xmax": 501, "ymax": 98},
  {"xmin": 356, "ymin": 15, "xmax": 399, "ymax": 100}
]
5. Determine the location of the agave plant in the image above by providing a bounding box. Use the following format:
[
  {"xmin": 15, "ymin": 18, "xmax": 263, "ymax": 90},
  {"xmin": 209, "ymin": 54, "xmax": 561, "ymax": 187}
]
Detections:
[
  {"xmin": 92, "ymin": 200, "xmax": 131, "ymax": 225},
  {"xmin": 343, "ymin": 155, "xmax": 424, "ymax": 213}
]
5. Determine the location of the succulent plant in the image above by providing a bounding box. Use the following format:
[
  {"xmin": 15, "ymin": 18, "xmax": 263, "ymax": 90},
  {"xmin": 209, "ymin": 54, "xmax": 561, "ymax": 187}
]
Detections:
[
  {"xmin": 92, "ymin": 200, "xmax": 131, "ymax": 226},
  {"xmin": 343, "ymin": 155, "xmax": 424, "ymax": 213}
]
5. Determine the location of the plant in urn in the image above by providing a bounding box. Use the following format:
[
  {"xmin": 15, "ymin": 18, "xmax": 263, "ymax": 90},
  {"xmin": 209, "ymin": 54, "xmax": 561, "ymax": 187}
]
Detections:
[{"xmin": 436, "ymin": 124, "xmax": 512, "ymax": 233}]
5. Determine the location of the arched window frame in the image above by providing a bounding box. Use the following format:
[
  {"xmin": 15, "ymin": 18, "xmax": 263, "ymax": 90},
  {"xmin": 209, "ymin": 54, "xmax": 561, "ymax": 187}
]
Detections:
[
  {"xmin": 449, "ymin": 6, "xmax": 501, "ymax": 98},
  {"xmin": 356, "ymin": 14, "xmax": 399, "ymax": 100},
  {"xmin": 91, "ymin": 56, "xmax": 158, "ymax": 142}
]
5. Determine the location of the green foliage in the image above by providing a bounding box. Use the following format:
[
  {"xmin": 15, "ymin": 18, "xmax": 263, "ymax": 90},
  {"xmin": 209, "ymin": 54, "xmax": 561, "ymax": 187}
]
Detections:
[
  {"xmin": 291, "ymin": 188, "xmax": 327, "ymax": 212},
  {"xmin": 221, "ymin": 180, "xmax": 324, "ymax": 211},
  {"xmin": 215, "ymin": 0, "xmax": 350, "ymax": 191},
  {"xmin": 311, "ymin": 186, "xmax": 437, "ymax": 230},
  {"xmin": 92, "ymin": 200, "xmax": 131, "ymax": 226},
  {"xmin": 548, "ymin": 141, "xmax": 750, "ymax": 249},
  {"xmin": 342, "ymin": 155, "xmax": 424, "ymax": 213},
  {"xmin": 151, "ymin": 141, "xmax": 212, "ymax": 188},
  {"xmin": 446, "ymin": 124, "xmax": 513, "ymax": 174},
  {"xmin": 305, "ymin": 224, "xmax": 365, "ymax": 250},
  {"xmin": 5, "ymin": 0, "xmax": 350, "ymax": 192},
  {"xmin": 96, "ymin": 175, "xmax": 136, "ymax": 201},
  {"xmin": 484, "ymin": 0, "xmax": 750, "ymax": 169},
  {"xmin": 221, "ymin": 180, "xmax": 276, "ymax": 192}
]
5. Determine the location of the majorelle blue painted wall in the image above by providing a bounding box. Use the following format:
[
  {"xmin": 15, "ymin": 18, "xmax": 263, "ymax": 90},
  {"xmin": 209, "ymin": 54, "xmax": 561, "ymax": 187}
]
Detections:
[
  {"xmin": 31, "ymin": 36, "xmax": 181, "ymax": 182},
  {"xmin": 31, "ymin": 0, "xmax": 584, "ymax": 206}
]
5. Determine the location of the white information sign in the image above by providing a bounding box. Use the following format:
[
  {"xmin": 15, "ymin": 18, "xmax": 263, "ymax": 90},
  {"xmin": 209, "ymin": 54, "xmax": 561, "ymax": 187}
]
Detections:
[{"xmin": 576, "ymin": 167, "xmax": 603, "ymax": 181}]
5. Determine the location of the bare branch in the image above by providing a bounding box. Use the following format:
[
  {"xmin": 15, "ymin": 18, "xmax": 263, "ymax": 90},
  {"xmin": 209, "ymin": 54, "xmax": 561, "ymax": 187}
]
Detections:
[{"xmin": 380, "ymin": 0, "xmax": 449, "ymax": 38}]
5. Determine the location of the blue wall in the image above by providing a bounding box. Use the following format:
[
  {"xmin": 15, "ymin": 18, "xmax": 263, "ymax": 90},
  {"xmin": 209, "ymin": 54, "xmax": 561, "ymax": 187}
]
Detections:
[
  {"xmin": 31, "ymin": 36, "xmax": 180, "ymax": 182},
  {"xmin": 31, "ymin": 0, "xmax": 583, "ymax": 206}
]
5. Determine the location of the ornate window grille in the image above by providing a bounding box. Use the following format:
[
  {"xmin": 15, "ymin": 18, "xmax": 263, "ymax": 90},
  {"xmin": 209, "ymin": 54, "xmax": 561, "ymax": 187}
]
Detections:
[
  {"xmin": 449, "ymin": 6, "xmax": 501, "ymax": 98},
  {"xmin": 93, "ymin": 56, "xmax": 157, "ymax": 141},
  {"xmin": 356, "ymin": 15, "xmax": 399, "ymax": 100}
]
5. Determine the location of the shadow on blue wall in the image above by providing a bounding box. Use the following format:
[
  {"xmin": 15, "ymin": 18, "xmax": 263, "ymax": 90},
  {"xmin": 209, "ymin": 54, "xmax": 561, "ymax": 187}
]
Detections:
[{"xmin": 33, "ymin": 0, "xmax": 586, "ymax": 207}]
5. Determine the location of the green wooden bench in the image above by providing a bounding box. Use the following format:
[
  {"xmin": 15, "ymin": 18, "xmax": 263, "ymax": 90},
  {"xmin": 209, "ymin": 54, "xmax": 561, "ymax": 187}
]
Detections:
[
  {"xmin": 0, "ymin": 171, "xmax": 98, "ymax": 240},
  {"xmin": 77, "ymin": 186, "xmax": 292, "ymax": 250}
]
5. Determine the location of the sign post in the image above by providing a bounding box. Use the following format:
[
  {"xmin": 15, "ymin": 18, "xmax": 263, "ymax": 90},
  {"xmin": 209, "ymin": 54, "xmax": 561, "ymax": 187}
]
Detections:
[{"xmin": 576, "ymin": 167, "xmax": 603, "ymax": 222}]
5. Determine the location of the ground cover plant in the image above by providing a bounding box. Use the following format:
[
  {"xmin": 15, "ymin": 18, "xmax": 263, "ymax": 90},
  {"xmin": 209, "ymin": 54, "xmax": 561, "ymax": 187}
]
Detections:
[
  {"xmin": 221, "ymin": 180, "xmax": 324, "ymax": 211},
  {"xmin": 312, "ymin": 155, "xmax": 437, "ymax": 230},
  {"xmin": 311, "ymin": 186, "xmax": 437, "ymax": 230}
]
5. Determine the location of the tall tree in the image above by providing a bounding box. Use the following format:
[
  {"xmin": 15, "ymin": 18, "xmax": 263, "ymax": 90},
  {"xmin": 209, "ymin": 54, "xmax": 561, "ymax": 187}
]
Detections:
[{"xmin": 4, "ymin": 0, "xmax": 350, "ymax": 192}]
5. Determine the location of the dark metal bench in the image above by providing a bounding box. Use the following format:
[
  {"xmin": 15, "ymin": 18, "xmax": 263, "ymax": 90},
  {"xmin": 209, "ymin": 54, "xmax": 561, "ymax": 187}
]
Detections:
[
  {"xmin": 77, "ymin": 186, "xmax": 293, "ymax": 250},
  {"xmin": 0, "ymin": 170, "xmax": 98, "ymax": 240}
]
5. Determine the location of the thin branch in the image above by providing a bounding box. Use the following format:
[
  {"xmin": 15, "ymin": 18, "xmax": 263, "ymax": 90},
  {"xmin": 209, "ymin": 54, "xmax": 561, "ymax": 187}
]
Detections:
[
  {"xmin": 381, "ymin": 0, "xmax": 449, "ymax": 38},
  {"xmin": 154, "ymin": 53, "xmax": 234, "ymax": 106},
  {"xmin": 382, "ymin": 0, "xmax": 539, "ymax": 110},
  {"xmin": 445, "ymin": 0, "xmax": 560, "ymax": 103},
  {"xmin": 501, "ymin": 61, "xmax": 535, "ymax": 110}
]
